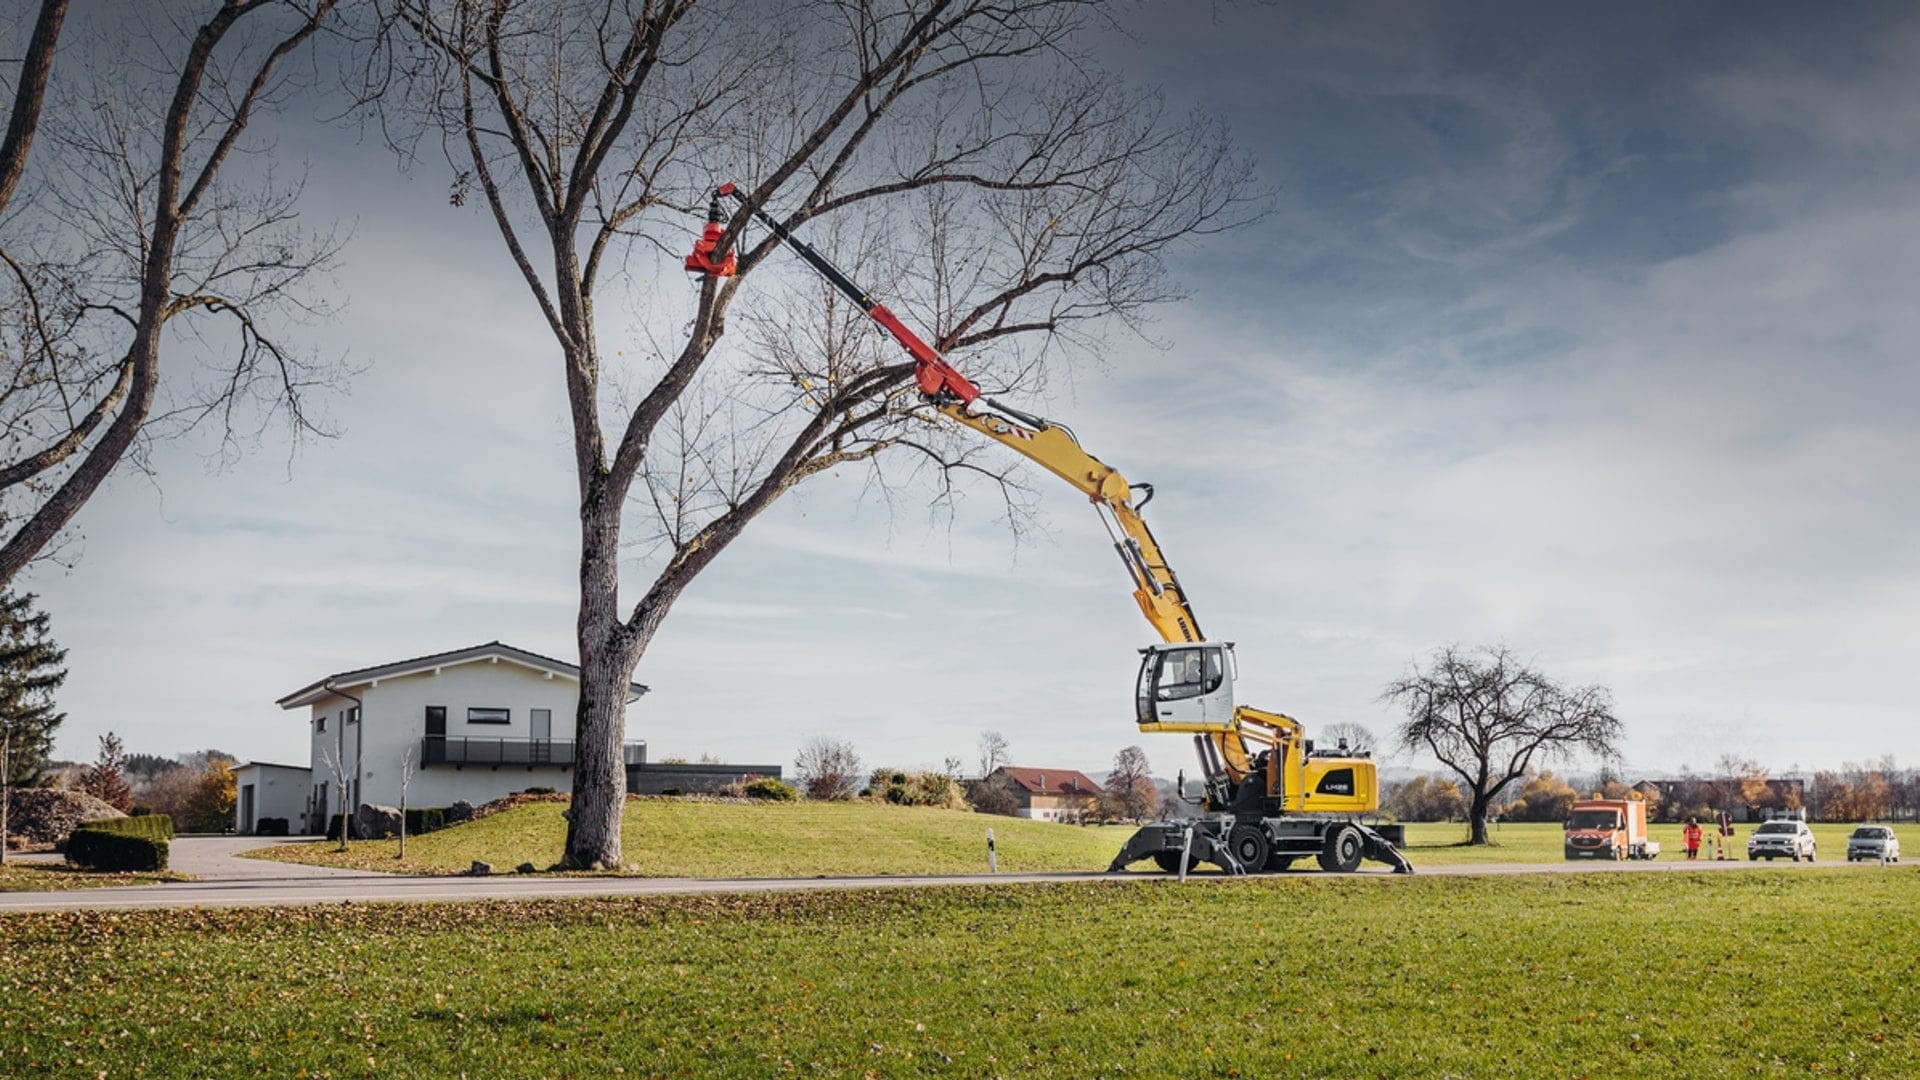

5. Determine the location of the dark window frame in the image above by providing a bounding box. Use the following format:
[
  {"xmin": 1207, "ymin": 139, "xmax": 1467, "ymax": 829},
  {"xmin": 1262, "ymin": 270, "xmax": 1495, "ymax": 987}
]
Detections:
[{"xmin": 467, "ymin": 706, "xmax": 512, "ymax": 725}]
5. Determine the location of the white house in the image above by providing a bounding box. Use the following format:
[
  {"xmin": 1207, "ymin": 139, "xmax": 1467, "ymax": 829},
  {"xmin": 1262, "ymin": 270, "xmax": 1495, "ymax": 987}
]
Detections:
[
  {"xmin": 232, "ymin": 762, "xmax": 312, "ymax": 834},
  {"xmin": 272, "ymin": 641, "xmax": 648, "ymax": 833}
]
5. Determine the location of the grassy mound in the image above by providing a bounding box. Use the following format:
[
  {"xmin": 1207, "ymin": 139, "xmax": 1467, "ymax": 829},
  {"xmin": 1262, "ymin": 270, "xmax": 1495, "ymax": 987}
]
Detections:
[
  {"xmin": 5, "ymin": 870, "xmax": 1917, "ymax": 1077},
  {"xmin": 253, "ymin": 799, "xmax": 1133, "ymax": 876}
]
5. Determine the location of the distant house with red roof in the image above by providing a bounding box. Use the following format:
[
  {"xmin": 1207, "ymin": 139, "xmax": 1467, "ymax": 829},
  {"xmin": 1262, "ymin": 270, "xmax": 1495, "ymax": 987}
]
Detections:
[{"xmin": 983, "ymin": 766, "xmax": 1105, "ymax": 822}]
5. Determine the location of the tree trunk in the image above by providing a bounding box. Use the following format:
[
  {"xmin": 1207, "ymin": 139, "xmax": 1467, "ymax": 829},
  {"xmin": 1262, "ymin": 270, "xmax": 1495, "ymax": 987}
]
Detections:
[
  {"xmin": 563, "ymin": 491, "xmax": 632, "ymax": 870},
  {"xmin": 1468, "ymin": 793, "xmax": 1491, "ymax": 845}
]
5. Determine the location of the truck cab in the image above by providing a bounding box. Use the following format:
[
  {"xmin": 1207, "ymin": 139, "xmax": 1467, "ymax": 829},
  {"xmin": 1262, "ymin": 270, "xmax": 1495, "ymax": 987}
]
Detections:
[{"xmin": 1564, "ymin": 799, "xmax": 1661, "ymax": 861}]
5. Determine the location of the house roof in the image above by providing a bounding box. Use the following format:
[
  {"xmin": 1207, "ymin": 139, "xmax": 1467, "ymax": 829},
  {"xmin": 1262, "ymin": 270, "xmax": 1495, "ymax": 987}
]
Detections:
[
  {"xmin": 993, "ymin": 766, "xmax": 1105, "ymax": 796},
  {"xmin": 233, "ymin": 761, "xmax": 312, "ymax": 773},
  {"xmin": 276, "ymin": 641, "xmax": 648, "ymax": 709}
]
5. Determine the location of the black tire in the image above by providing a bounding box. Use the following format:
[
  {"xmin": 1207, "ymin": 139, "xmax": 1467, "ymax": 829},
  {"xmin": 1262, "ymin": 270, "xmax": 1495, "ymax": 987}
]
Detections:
[
  {"xmin": 1228, "ymin": 825, "xmax": 1272, "ymax": 874},
  {"xmin": 1266, "ymin": 854, "xmax": 1296, "ymax": 873},
  {"xmin": 1153, "ymin": 850, "xmax": 1194, "ymax": 875},
  {"xmin": 1317, "ymin": 824, "xmax": 1364, "ymax": 873},
  {"xmin": 1749, "ymin": 855, "xmax": 1756, "ymax": 861}
]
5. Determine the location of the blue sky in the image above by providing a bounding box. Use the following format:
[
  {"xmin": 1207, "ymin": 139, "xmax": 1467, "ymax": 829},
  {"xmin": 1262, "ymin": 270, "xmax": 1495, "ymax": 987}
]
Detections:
[{"xmin": 23, "ymin": 2, "xmax": 1920, "ymax": 780}]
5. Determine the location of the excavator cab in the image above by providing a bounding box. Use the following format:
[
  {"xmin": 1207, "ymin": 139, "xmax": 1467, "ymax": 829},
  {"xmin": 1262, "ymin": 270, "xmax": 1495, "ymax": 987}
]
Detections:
[{"xmin": 1135, "ymin": 642, "xmax": 1239, "ymax": 733}]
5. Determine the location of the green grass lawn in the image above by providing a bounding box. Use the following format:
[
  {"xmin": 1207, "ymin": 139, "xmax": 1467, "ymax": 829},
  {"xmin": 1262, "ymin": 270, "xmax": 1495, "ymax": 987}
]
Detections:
[
  {"xmin": 3, "ymin": 869, "xmax": 1916, "ymax": 1077},
  {"xmin": 0, "ymin": 862, "xmax": 188, "ymax": 892},
  {"xmin": 253, "ymin": 799, "xmax": 1873, "ymax": 878},
  {"xmin": 252, "ymin": 799, "xmax": 1135, "ymax": 876}
]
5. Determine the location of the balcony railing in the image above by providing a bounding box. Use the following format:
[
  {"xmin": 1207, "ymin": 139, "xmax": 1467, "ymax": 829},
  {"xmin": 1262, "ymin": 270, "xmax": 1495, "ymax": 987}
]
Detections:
[{"xmin": 421, "ymin": 736, "xmax": 646, "ymax": 768}]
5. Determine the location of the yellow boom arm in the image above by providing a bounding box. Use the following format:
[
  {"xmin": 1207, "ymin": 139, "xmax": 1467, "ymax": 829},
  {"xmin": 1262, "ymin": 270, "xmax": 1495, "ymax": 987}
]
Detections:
[{"xmin": 936, "ymin": 401, "xmax": 1301, "ymax": 791}]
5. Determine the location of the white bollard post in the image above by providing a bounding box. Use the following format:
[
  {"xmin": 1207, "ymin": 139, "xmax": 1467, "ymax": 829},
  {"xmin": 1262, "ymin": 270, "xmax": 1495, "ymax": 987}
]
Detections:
[
  {"xmin": 986, "ymin": 828, "xmax": 997, "ymax": 874},
  {"xmin": 1179, "ymin": 825, "xmax": 1194, "ymax": 883}
]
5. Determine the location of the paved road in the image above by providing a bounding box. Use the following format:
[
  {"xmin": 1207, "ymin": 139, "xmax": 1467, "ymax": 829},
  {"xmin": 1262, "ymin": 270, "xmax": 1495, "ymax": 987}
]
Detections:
[{"xmin": 0, "ymin": 836, "xmax": 1884, "ymax": 913}]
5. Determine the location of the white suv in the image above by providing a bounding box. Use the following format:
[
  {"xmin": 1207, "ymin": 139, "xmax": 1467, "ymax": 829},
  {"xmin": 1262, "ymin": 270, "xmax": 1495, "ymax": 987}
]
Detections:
[
  {"xmin": 1747, "ymin": 820, "xmax": 1816, "ymax": 862},
  {"xmin": 1847, "ymin": 826, "xmax": 1900, "ymax": 863}
]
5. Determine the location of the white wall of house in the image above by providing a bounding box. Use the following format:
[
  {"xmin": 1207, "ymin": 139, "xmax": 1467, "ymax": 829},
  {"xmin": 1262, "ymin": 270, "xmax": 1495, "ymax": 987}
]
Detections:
[
  {"xmin": 233, "ymin": 763, "xmax": 312, "ymax": 833},
  {"xmin": 299, "ymin": 657, "xmax": 609, "ymax": 823}
]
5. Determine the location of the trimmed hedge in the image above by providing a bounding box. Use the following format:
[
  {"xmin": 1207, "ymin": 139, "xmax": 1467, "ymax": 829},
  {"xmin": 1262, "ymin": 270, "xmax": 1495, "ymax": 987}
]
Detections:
[
  {"xmin": 326, "ymin": 813, "xmax": 347, "ymax": 841},
  {"xmin": 254, "ymin": 817, "xmax": 290, "ymax": 837},
  {"xmin": 81, "ymin": 814, "xmax": 175, "ymax": 841},
  {"xmin": 404, "ymin": 808, "xmax": 447, "ymax": 835},
  {"xmin": 66, "ymin": 828, "xmax": 169, "ymax": 871}
]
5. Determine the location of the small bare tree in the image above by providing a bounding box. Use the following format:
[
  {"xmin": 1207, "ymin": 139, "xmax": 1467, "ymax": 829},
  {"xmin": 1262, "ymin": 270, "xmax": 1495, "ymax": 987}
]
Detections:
[
  {"xmin": 396, "ymin": 743, "xmax": 417, "ymax": 858},
  {"xmin": 1383, "ymin": 645, "xmax": 1622, "ymax": 845},
  {"xmin": 1319, "ymin": 722, "xmax": 1376, "ymax": 756},
  {"xmin": 793, "ymin": 736, "xmax": 862, "ymax": 802},
  {"xmin": 0, "ymin": 0, "xmax": 345, "ymax": 588},
  {"xmin": 977, "ymin": 730, "xmax": 1010, "ymax": 780},
  {"xmin": 362, "ymin": 0, "xmax": 1262, "ymax": 868},
  {"xmin": 318, "ymin": 741, "xmax": 352, "ymax": 853}
]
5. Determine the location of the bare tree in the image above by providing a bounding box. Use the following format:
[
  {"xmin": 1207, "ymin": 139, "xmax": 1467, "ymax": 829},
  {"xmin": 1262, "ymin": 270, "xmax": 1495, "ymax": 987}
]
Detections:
[
  {"xmin": 977, "ymin": 730, "xmax": 1010, "ymax": 780},
  {"xmin": 1383, "ymin": 645, "xmax": 1623, "ymax": 845},
  {"xmin": 1319, "ymin": 721, "xmax": 1376, "ymax": 756},
  {"xmin": 793, "ymin": 736, "xmax": 861, "ymax": 802},
  {"xmin": 362, "ymin": 0, "xmax": 1261, "ymax": 867},
  {"xmin": 0, "ymin": 1, "xmax": 345, "ymax": 588},
  {"xmin": 1103, "ymin": 744, "xmax": 1154, "ymax": 822},
  {"xmin": 396, "ymin": 742, "xmax": 416, "ymax": 858},
  {"xmin": 318, "ymin": 741, "xmax": 352, "ymax": 852},
  {"xmin": 968, "ymin": 773, "xmax": 1019, "ymax": 817}
]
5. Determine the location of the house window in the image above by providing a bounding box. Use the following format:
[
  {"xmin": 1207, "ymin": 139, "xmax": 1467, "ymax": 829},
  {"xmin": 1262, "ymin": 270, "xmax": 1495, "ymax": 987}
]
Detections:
[
  {"xmin": 316, "ymin": 714, "xmax": 327, "ymax": 734},
  {"xmin": 468, "ymin": 706, "xmax": 511, "ymax": 725},
  {"xmin": 346, "ymin": 706, "xmax": 360, "ymax": 725}
]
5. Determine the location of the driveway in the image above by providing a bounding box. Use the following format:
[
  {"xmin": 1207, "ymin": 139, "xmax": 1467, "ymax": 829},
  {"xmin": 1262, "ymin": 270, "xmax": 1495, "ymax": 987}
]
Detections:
[
  {"xmin": 0, "ymin": 839, "xmax": 1884, "ymax": 913},
  {"xmin": 164, "ymin": 835, "xmax": 379, "ymax": 881}
]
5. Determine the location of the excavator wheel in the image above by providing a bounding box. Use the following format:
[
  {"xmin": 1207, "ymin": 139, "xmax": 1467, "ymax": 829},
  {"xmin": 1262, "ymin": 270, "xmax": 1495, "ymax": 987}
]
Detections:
[
  {"xmin": 1153, "ymin": 850, "xmax": 1195, "ymax": 875},
  {"xmin": 1228, "ymin": 825, "xmax": 1272, "ymax": 874},
  {"xmin": 1266, "ymin": 854, "xmax": 1296, "ymax": 873},
  {"xmin": 1317, "ymin": 824, "xmax": 1365, "ymax": 873}
]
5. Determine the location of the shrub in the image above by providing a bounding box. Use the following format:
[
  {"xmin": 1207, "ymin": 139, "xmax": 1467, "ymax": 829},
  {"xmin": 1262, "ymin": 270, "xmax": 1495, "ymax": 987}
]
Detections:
[
  {"xmin": 520, "ymin": 786, "xmax": 557, "ymax": 796},
  {"xmin": 659, "ymin": 787, "xmax": 683, "ymax": 797},
  {"xmin": 3, "ymin": 788, "xmax": 124, "ymax": 846},
  {"xmin": 871, "ymin": 770, "xmax": 968, "ymax": 809},
  {"xmin": 130, "ymin": 805, "xmax": 153, "ymax": 817},
  {"xmin": 744, "ymin": 777, "xmax": 798, "ymax": 802},
  {"xmin": 78, "ymin": 813, "xmax": 174, "ymax": 841},
  {"xmin": 326, "ymin": 813, "xmax": 347, "ymax": 841},
  {"xmin": 794, "ymin": 737, "xmax": 862, "ymax": 801},
  {"xmin": 66, "ymin": 828, "xmax": 169, "ymax": 871},
  {"xmin": 254, "ymin": 817, "xmax": 290, "ymax": 837},
  {"xmin": 404, "ymin": 807, "xmax": 447, "ymax": 835}
]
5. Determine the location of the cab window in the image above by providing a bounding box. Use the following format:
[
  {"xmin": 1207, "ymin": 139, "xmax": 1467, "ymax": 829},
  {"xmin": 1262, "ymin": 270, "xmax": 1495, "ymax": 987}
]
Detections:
[{"xmin": 1153, "ymin": 648, "xmax": 1222, "ymax": 701}]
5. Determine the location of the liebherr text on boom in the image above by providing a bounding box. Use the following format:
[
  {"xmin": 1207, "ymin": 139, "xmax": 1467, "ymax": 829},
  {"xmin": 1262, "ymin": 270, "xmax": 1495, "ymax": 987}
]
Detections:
[{"xmin": 687, "ymin": 184, "xmax": 1410, "ymax": 874}]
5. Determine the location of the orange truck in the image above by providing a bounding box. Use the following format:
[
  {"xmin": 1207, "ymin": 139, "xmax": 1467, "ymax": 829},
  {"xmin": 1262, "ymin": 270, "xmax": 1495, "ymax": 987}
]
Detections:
[{"xmin": 1564, "ymin": 799, "xmax": 1661, "ymax": 861}]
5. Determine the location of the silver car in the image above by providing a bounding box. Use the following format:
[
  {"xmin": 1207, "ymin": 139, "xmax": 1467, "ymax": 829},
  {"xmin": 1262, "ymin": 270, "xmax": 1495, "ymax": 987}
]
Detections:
[
  {"xmin": 1846, "ymin": 825, "xmax": 1901, "ymax": 863},
  {"xmin": 1747, "ymin": 820, "xmax": 1816, "ymax": 861}
]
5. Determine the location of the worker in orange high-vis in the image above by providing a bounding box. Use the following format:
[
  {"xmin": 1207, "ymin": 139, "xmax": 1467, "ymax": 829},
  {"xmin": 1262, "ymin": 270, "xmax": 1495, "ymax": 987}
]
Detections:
[{"xmin": 1684, "ymin": 817, "xmax": 1703, "ymax": 861}]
